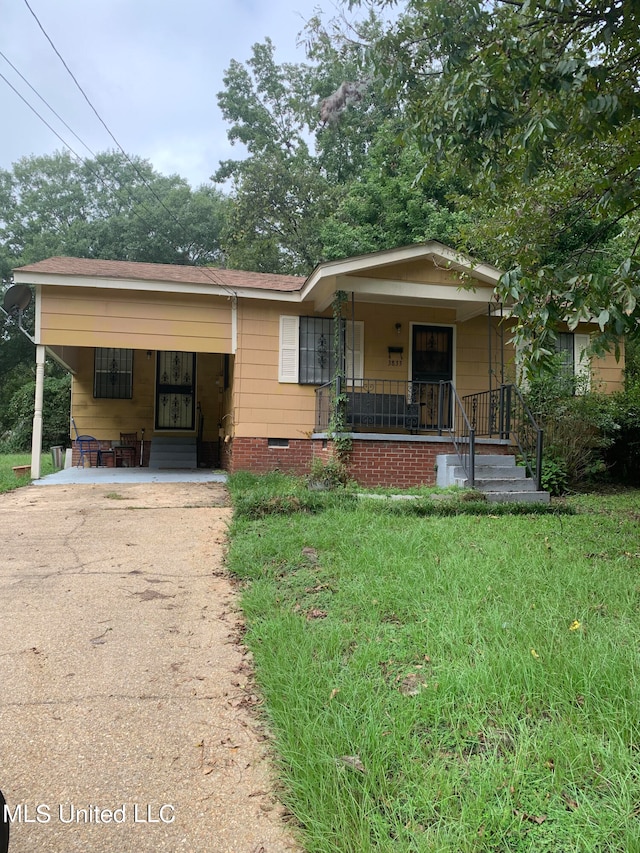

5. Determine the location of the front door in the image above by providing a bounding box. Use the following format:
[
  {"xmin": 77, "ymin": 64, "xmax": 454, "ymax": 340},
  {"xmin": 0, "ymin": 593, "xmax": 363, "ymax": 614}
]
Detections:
[
  {"xmin": 412, "ymin": 325, "xmax": 453, "ymax": 429},
  {"xmin": 155, "ymin": 351, "xmax": 196, "ymax": 430}
]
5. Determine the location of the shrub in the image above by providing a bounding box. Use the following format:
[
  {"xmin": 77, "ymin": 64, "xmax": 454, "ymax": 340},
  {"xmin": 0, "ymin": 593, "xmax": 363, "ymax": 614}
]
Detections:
[
  {"xmin": 1, "ymin": 374, "xmax": 71, "ymax": 452},
  {"xmin": 307, "ymin": 454, "xmax": 350, "ymax": 489},
  {"xmin": 525, "ymin": 359, "xmax": 617, "ymax": 488},
  {"xmin": 540, "ymin": 454, "xmax": 570, "ymax": 496},
  {"xmin": 603, "ymin": 377, "xmax": 640, "ymax": 484}
]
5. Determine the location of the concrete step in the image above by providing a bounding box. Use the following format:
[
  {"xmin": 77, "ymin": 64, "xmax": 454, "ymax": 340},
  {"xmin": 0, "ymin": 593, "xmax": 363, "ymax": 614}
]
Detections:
[
  {"xmin": 471, "ymin": 477, "xmax": 538, "ymax": 492},
  {"xmin": 437, "ymin": 452, "xmax": 550, "ymax": 503},
  {"xmin": 149, "ymin": 436, "xmax": 197, "ymax": 469},
  {"xmin": 449, "ymin": 465, "xmax": 527, "ymax": 481},
  {"xmin": 437, "ymin": 453, "xmax": 517, "ymax": 468}
]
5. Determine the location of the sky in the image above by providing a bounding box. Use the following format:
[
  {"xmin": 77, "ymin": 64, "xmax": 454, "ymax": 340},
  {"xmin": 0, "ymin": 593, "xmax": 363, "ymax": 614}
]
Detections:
[{"xmin": 0, "ymin": 0, "xmax": 346, "ymax": 188}]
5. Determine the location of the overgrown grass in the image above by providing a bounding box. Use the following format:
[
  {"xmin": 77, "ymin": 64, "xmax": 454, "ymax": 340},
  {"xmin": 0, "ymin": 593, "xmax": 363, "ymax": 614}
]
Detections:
[
  {"xmin": 0, "ymin": 453, "xmax": 54, "ymax": 493},
  {"xmin": 227, "ymin": 474, "xmax": 640, "ymax": 852}
]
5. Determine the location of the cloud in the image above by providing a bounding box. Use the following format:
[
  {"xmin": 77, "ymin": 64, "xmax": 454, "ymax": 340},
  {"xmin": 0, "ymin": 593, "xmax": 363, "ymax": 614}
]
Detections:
[{"xmin": 0, "ymin": 0, "xmax": 323, "ymax": 186}]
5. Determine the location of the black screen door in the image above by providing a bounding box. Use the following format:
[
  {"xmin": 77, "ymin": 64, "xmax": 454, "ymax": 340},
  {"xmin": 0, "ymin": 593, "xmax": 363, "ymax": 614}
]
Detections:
[
  {"xmin": 155, "ymin": 351, "xmax": 196, "ymax": 430},
  {"xmin": 412, "ymin": 325, "xmax": 453, "ymax": 429}
]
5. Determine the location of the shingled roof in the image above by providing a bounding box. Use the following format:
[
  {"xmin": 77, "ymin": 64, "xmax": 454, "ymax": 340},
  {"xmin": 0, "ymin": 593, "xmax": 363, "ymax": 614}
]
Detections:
[{"xmin": 14, "ymin": 256, "xmax": 306, "ymax": 293}]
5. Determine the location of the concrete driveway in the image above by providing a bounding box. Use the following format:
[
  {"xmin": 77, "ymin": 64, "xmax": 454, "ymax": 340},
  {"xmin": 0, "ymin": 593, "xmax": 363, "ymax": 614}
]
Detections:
[{"xmin": 0, "ymin": 482, "xmax": 299, "ymax": 853}]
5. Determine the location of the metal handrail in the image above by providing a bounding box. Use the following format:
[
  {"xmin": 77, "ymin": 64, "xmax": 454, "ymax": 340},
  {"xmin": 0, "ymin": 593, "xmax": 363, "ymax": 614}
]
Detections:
[
  {"xmin": 508, "ymin": 385, "xmax": 544, "ymax": 490},
  {"xmin": 439, "ymin": 381, "xmax": 476, "ymax": 486},
  {"xmin": 463, "ymin": 384, "xmax": 543, "ymax": 489}
]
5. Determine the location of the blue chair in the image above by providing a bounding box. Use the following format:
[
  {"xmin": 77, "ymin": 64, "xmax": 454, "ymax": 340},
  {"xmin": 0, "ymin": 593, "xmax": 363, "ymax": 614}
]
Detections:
[{"xmin": 72, "ymin": 418, "xmax": 100, "ymax": 468}]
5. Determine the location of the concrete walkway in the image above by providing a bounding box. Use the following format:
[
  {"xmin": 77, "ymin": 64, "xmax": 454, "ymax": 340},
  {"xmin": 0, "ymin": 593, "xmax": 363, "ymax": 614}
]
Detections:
[{"xmin": 0, "ymin": 481, "xmax": 299, "ymax": 853}]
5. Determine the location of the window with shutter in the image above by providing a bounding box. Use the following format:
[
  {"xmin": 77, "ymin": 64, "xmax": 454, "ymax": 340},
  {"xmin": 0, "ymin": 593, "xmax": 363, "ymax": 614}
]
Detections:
[
  {"xmin": 554, "ymin": 332, "xmax": 591, "ymax": 393},
  {"xmin": 278, "ymin": 315, "xmax": 364, "ymax": 385}
]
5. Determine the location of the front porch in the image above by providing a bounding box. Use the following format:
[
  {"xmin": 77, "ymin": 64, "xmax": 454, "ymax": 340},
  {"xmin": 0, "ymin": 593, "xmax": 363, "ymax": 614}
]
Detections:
[{"xmin": 314, "ymin": 378, "xmax": 543, "ymax": 491}]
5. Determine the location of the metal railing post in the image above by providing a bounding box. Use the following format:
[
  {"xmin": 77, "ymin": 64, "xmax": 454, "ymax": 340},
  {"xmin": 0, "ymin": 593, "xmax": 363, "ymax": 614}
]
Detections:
[
  {"xmin": 469, "ymin": 428, "xmax": 475, "ymax": 487},
  {"xmin": 503, "ymin": 384, "xmax": 512, "ymax": 439},
  {"xmin": 536, "ymin": 428, "xmax": 544, "ymax": 491},
  {"xmin": 437, "ymin": 381, "xmax": 444, "ymax": 436}
]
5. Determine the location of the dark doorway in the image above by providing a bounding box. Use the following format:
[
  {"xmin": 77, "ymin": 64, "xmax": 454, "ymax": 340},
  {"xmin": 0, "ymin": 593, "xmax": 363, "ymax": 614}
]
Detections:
[{"xmin": 412, "ymin": 325, "xmax": 453, "ymax": 429}]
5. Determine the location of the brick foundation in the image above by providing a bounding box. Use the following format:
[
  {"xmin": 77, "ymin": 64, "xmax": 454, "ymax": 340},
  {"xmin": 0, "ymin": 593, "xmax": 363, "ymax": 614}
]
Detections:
[
  {"xmin": 226, "ymin": 435, "xmax": 513, "ymax": 487},
  {"xmin": 226, "ymin": 437, "xmax": 319, "ymax": 476}
]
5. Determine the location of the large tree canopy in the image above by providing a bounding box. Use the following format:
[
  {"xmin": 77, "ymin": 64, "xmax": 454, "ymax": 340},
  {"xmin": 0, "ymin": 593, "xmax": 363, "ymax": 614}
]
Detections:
[
  {"xmin": 213, "ymin": 15, "xmax": 467, "ymax": 273},
  {"xmin": 0, "ymin": 150, "xmax": 230, "ymax": 280},
  {"xmin": 352, "ymin": 0, "xmax": 640, "ymax": 364}
]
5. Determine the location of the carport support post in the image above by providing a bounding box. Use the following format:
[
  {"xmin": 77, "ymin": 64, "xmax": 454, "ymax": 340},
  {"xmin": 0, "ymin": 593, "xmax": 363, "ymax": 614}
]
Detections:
[{"xmin": 30, "ymin": 344, "xmax": 46, "ymax": 480}]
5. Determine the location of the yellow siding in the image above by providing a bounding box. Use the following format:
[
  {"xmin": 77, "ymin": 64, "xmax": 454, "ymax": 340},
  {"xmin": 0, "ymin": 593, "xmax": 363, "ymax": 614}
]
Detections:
[
  {"xmin": 592, "ymin": 340, "xmax": 625, "ymax": 392},
  {"xmin": 232, "ymin": 301, "xmax": 498, "ymax": 439},
  {"xmin": 359, "ymin": 260, "xmax": 465, "ymax": 286},
  {"xmin": 40, "ymin": 286, "xmax": 232, "ymax": 353},
  {"xmin": 232, "ymin": 302, "xmax": 626, "ymax": 440},
  {"xmin": 233, "ymin": 302, "xmax": 318, "ymax": 439},
  {"xmin": 71, "ymin": 349, "xmax": 225, "ymax": 442},
  {"xmin": 56, "ymin": 284, "xmax": 624, "ymax": 444}
]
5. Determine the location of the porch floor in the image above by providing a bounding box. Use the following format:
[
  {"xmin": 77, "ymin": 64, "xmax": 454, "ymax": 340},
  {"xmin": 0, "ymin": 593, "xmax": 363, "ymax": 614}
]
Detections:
[{"xmin": 33, "ymin": 468, "xmax": 227, "ymax": 486}]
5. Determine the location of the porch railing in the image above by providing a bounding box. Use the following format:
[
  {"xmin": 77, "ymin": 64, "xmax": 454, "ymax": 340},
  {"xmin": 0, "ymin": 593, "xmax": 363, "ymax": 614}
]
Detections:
[
  {"xmin": 314, "ymin": 379, "xmax": 451, "ymax": 433},
  {"xmin": 463, "ymin": 384, "xmax": 543, "ymax": 489},
  {"xmin": 315, "ymin": 379, "xmax": 541, "ymax": 490}
]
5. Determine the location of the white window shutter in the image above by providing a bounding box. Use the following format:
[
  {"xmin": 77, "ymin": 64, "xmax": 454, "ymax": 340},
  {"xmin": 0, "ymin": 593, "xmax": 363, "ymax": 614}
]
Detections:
[
  {"xmin": 345, "ymin": 321, "xmax": 364, "ymax": 386},
  {"xmin": 574, "ymin": 333, "xmax": 591, "ymax": 392},
  {"xmin": 279, "ymin": 315, "xmax": 299, "ymax": 383}
]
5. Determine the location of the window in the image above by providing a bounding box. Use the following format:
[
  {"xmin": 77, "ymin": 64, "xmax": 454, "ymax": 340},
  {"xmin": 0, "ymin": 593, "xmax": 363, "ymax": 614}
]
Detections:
[
  {"xmin": 300, "ymin": 317, "xmax": 336, "ymax": 385},
  {"xmin": 94, "ymin": 348, "xmax": 133, "ymax": 399},
  {"xmin": 555, "ymin": 333, "xmax": 591, "ymax": 391},
  {"xmin": 279, "ymin": 316, "xmax": 364, "ymax": 385}
]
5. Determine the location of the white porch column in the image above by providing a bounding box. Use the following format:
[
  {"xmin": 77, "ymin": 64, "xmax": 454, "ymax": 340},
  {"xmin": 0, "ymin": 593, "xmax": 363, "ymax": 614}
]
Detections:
[
  {"xmin": 231, "ymin": 294, "xmax": 238, "ymax": 354},
  {"xmin": 30, "ymin": 344, "xmax": 46, "ymax": 479}
]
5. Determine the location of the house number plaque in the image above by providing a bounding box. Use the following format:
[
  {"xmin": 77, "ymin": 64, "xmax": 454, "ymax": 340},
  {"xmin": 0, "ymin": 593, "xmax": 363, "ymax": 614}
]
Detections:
[{"xmin": 388, "ymin": 346, "xmax": 403, "ymax": 367}]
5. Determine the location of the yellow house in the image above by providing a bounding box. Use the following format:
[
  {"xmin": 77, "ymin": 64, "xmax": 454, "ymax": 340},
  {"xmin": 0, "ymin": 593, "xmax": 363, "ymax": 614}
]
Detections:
[{"xmin": 13, "ymin": 243, "xmax": 623, "ymax": 488}]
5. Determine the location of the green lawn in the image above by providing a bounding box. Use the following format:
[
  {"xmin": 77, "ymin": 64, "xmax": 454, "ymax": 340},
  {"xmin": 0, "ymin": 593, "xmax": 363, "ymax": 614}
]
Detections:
[
  {"xmin": 0, "ymin": 453, "xmax": 55, "ymax": 493},
  {"xmin": 228, "ymin": 474, "xmax": 640, "ymax": 852}
]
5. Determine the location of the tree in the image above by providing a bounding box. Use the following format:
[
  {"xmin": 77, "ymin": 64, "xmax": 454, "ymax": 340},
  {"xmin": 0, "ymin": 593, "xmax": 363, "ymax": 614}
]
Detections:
[
  {"xmin": 352, "ymin": 0, "xmax": 640, "ymax": 366},
  {"xmin": 215, "ymin": 38, "xmax": 333, "ymax": 274},
  {"xmin": 214, "ymin": 17, "xmax": 413, "ymax": 274},
  {"xmin": 0, "ymin": 150, "xmax": 229, "ymax": 279},
  {"xmin": 320, "ymin": 119, "xmax": 469, "ymax": 258}
]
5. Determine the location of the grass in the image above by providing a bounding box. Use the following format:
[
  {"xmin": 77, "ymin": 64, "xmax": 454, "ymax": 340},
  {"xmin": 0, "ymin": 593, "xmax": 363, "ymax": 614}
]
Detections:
[
  {"xmin": 227, "ymin": 473, "xmax": 640, "ymax": 852},
  {"xmin": 0, "ymin": 453, "xmax": 55, "ymax": 493}
]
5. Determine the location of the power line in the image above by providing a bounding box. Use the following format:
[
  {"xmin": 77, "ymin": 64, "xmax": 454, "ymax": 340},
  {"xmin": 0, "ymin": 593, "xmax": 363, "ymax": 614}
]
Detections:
[
  {"xmin": 0, "ymin": 59, "xmax": 207, "ymax": 268},
  {"xmin": 0, "ymin": 67, "xmax": 87, "ymax": 164},
  {"xmin": 21, "ymin": 0, "xmax": 235, "ymax": 295}
]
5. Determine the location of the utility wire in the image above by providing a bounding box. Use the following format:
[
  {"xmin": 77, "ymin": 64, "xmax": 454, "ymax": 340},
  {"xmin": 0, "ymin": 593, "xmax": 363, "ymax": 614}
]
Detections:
[
  {"xmin": 0, "ymin": 68, "xmax": 87, "ymax": 164},
  {"xmin": 21, "ymin": 0, "xmax": 235, "ymax": 296},
  {"xmin": 0, "ymin": 58, "xmax": 212, "ymax": 269}
]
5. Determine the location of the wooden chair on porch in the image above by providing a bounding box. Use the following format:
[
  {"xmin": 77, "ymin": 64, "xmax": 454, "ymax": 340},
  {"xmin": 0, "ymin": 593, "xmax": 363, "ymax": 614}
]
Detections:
[{"xmin": 113, "ymin": 432, "xmax": 137, "ymax": 467}]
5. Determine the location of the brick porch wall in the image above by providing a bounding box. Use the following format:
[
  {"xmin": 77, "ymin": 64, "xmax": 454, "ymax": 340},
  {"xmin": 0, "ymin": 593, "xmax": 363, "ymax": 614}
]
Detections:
[
  {"xmin": 225, "ymin": 435, "xmax": 513, "ymax": 487},
  {"xmin": 347, "ymin": 439, "xmax": 512, "ymax": 488}
]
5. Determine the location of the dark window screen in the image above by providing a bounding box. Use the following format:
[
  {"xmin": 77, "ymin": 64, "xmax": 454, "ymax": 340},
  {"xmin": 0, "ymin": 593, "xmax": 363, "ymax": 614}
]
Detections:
[
  {"xmin": 299, "ymin": 317, "xmax": 337, "ymax": 385},
  {"xmin": 94, "ymin": 348, "xmax": 133, "ymax": 399}
]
